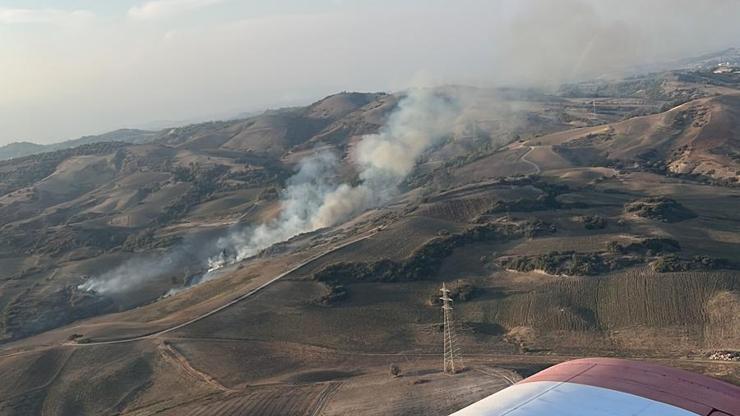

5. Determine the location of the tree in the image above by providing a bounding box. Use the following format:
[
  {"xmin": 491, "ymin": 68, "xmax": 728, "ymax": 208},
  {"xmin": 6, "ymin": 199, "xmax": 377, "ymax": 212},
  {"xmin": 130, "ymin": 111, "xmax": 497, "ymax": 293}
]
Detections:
[{"xmin": 389, "ymin": 363, "xmax": 401, "ymax": 378}]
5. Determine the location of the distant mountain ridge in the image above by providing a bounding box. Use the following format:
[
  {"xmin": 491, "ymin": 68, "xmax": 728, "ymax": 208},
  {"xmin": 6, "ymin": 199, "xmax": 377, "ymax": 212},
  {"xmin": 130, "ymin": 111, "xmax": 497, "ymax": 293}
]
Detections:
[
  {"xmin": 5, "ymin": 47, "xmax": 738, "ymax": 163},
  {"xmin": 0, "ymin": 128, "xmax": 157, "ymax": 161},
  {"xmin": 0, "ymin": 141, "xmax": 46, "ymax": 160},
  {"xmin": 676, "ymin": 47, "xmax": 740, "ymax": 69},
  {"xmin": 633, "ymin": 47, "xmax": 740, "ymax": 74}
]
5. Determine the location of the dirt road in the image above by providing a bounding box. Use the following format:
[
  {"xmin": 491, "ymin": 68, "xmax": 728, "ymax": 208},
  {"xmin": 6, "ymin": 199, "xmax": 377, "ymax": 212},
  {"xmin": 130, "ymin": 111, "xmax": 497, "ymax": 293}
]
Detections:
[{"xmin": 520, "ymin": 146, "xmax": 541, "ymax": 174}]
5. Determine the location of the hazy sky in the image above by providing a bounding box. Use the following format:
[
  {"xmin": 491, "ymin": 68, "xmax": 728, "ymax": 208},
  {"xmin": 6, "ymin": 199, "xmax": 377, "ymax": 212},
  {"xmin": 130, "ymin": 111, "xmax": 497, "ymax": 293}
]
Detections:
[{"xmin": 1, "ymin": 0, "xmax": 739, "ymax": 145}]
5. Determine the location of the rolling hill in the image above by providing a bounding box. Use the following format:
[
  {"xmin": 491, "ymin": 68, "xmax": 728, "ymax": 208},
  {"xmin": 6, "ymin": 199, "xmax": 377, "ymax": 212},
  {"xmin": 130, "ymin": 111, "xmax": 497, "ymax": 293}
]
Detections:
[{"xmin": 0, "ymin": 67, "xmax": 739, "ymax": 415}]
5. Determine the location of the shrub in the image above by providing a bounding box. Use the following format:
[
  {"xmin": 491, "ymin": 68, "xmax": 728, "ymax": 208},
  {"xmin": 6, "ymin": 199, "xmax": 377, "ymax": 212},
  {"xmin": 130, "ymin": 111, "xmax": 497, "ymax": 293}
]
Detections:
[
  {"xmin": 580, "ymin": 215, "xmax": 607, "ymax": 230},
  {"xmin": 651, "ymin": 254, "xmax": 738, "ymax": 272},
  {"xmin": 498, "ymin": 250, "xmax": 640, "ymax": 276},
  {"xmin": 429, "ymin": 281, "xmax": 480, "ymax": 305},
  {"xmin": 609, "ymin": 238, "xmax": 681, "ymax": 255},
  {"xmin": 624, "ymin": 197, "xmax": 697, "ymax": 223},
  {"xmin": 316, "ymin": 283, "xmax": 348, "ymax": 306}
]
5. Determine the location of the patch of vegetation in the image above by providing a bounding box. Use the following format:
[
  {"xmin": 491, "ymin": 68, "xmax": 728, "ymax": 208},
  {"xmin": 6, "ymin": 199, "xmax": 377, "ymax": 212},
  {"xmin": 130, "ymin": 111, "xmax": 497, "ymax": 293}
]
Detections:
[
  {"xmin": 579, "ymin": 215, "xmax": 607, "ymax": 230},
  {"xmin": 651, "ymin": 254, "xmax": 740, "ymax": 272},
  {"xmin": 157, "ymin": 163, "xmax": 231, "ymax": 225},
  {"xmin": 501, "ymin": 237, "xmax": 683, "ymax": 277},
  {"xmin": 389, "ymin": 364, "xmax": 401, "ymax": 377},
  {"xmin": 624, "ymin": 197, "xmax": 697, "ymax": 222},
  {"xmin": 498, "ymin": 251, "xmax": 640, "ymax": 276},
  {"xmin": 225, "ymin": 166, "xmax": 289, "ymax": 188},
  {"xmin": 429, "ymin": 281, "xmax": 480, "ymax": 305},
  {"xmin": 316, "ymin": 283, "xmax": 348, "ymax": 306},
  {"xmin": 607, "ymin": 238, "xmax": 681, "ymax": 255},
  {"xmin": 67, "ymin": 333, "xmax": 84, "ymax": 341},
  {"xmin": 258, "ymin": 186, "xmax": 280, "ymax": 201},
  {"xmin": 121, "ymin": 229, "xmax": 181, "ymax": 252},
  {"xmin": 314, "ymin": 219, "xmax": 555, "ymax": 284},
  {"xmin": 479, "ymin": 177, "xmax": 588, "ymax": 216}
]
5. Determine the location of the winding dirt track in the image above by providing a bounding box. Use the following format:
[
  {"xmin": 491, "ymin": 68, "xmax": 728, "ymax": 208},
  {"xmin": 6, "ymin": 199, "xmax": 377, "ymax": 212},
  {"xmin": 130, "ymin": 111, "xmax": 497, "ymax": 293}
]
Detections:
[
  {"xmin": 520, "ymin": 146, "xmax": 541, "ymax": 174},
  {"xmin": 159, "ymin": 341, "xmax": 236, "ymax": 393},
  {"xmin": 310, "ymin": 382, "xmax": 343, "ymax": 416}
]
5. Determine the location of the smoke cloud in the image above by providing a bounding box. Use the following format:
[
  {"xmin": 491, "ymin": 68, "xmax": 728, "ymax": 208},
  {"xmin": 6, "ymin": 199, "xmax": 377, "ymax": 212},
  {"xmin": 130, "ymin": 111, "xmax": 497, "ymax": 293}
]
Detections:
[
  {"xmin": 78, "ymin": 253, "xmax": 182, "ymax": 294},
  {"xmin": 80, "ymin": 88, "xmax": 461, "ymax": 294},
  {"xmin": 313, "ymin": 89, "xmax": 460, "ymax": 228},
  {"xmin": 208, "ymin": 88, "xmax": 460, "ymax": 270},
  {"xmin": 207, "ymin": 150, "xmax": 342, "ymax": 270}
]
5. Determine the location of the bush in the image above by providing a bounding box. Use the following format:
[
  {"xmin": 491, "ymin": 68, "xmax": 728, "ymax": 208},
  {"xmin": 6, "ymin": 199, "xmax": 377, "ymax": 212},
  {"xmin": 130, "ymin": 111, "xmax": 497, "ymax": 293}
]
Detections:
[
  {"xmin": 580, "ymin": 215, "xmax": 607, "ymax": 230},
  {"xmin": 498, "ymin": 250, "xmax": 640, "ymax": 276},
  {"xmin": 651, "ymin": 254, "xmax": 738, "ymax": 272},
  {"xmin": 608, "ymin": 238, "xmax": 681, "ymax": 255},
  {"xmin": 624, "ymin": 197, "xmax": 697, "ymax": 223},
  {"xmin": 316, "ymin": 283, "xmax": 348, "ymax": 306},
  {"xmin": 429, "ymin": 281, "xmax": 480, "ymax": 305}
]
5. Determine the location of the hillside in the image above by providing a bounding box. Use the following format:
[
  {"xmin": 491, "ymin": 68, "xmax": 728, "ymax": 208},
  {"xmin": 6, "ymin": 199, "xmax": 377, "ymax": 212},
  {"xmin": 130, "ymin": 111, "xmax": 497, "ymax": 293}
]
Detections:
[
  {"xmin": 543, "ymin": 93, "xmax": 740, "ymax": 184},
  {"xmin": 0, "ymin": 69, "xmax": 739, "ymax": 415},
  {"xmin": 0, "ymin": 129, "xmax": 158, "ymax": 161}
]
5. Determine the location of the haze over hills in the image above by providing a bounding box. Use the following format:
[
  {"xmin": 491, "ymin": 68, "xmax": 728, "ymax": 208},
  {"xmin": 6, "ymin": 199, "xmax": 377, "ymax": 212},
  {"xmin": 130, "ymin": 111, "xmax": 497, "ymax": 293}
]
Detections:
[
  {"xmin": 3, "ymin": 47, "xmax": 739, "ymax": 163},
  {"xmin": 633, "ymin": 47, "xmax": 740, "ymax": 74},
  {"xmin": 0, "ymin": 129, "xmax": 158, "ymax": 161},
  {"xmin": 0, "ymin": 53, "xmax": 739, "ymax": 415}
]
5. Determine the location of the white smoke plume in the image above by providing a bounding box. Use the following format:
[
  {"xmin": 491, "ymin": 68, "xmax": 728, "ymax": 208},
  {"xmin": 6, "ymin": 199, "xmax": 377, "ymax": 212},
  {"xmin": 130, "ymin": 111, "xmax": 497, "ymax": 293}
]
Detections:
[
  {"xmin": 208, "ymin": 88, "xmax": 461, "ymax": 272},
  {"xmin": 80, "ymin": 88, "xmax": 461, "ymax": 294},
  {"xmin": 78, "ymin": 255, "xmax": 177, "ymax": 294},
  {"xmin": 314, "ymin": 88, "xmax": 460, "ymax": 227},
  {"xmin": 77, "ymin": 232, "xmax": 216, "ymax": 294},
  {"xmin": 208, "ymin": 150, "xmax": 342, "ymax": 269},
  {"xmin": 77, "ymin": 247, "xmax": 198, "ymax": 295}
]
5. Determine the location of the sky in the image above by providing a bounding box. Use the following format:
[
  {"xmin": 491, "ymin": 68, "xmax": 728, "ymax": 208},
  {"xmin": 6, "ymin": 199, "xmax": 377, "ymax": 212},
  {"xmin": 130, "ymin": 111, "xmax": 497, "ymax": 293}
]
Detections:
[{"xmin": 1, "ymin": 0, "xmax": 739, "ymax": 145}]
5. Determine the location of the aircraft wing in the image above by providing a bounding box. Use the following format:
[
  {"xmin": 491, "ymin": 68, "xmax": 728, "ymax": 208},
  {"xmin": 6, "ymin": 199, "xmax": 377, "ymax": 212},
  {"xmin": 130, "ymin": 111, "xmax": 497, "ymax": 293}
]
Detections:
[{"xmin": 450, "ymin": 358, "xmax": 740, "ymax": 416}]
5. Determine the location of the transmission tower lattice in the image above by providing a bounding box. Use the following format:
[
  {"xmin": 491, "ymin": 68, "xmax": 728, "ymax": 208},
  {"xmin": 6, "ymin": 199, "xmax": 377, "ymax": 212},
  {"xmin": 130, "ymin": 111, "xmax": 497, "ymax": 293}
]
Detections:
[{"xmin": 440, "ymin": 282, "xmax": 464, "ymax": 374}]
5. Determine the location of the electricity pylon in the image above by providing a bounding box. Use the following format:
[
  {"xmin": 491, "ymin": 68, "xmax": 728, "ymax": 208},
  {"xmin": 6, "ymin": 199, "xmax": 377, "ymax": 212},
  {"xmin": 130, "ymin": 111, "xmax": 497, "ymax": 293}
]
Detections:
[{"xmin": 440, "ymin": 282, "xmax": 464, "ymax": 374}]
